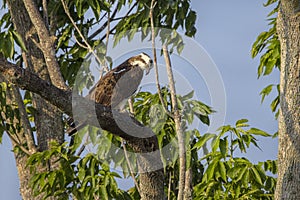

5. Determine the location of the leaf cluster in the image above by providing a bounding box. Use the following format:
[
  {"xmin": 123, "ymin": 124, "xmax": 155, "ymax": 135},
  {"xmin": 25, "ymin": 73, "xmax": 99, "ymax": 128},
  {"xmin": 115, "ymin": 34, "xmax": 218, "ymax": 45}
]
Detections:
[
  {"xmin": 193, "ymin": 119, "xmax": 277, "ymax": 200},
  {"xmin": 27, "ymin": 141, "xmax": 132, "ymax": 200},
  {"xmin": 251, "ymin": 0, "xmax": 280, "ymax": 118},
  {"xmin": 0, "ymin": 83, "xmax": 23, "ymax": 148}
]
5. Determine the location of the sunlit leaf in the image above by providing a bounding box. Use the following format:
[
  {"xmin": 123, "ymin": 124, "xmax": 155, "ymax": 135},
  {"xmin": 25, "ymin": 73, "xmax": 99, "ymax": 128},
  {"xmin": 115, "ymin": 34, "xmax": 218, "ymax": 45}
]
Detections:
[{"xmin": 193, "ymin": 133, "xmax": 216, "ymax": 150}]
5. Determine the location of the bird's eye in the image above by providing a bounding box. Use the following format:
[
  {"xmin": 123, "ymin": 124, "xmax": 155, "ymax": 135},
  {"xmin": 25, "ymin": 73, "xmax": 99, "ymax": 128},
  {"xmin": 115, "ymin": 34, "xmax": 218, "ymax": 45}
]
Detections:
[{"xmin": 150, "ymin": 60, "xmax": 153, "ymax": 64}]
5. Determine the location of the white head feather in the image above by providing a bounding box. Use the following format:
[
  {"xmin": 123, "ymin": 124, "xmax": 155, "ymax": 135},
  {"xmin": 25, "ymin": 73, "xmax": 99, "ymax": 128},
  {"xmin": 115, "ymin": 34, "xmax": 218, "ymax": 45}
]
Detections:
[{"xmin": 130, "ymin": 52, "xmax": 153, "ymax": 75}]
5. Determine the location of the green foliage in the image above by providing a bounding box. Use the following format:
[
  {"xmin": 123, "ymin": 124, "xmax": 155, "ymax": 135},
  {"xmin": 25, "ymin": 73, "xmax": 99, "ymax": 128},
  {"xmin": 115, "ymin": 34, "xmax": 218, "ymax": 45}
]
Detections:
[
  {"xmin": 0, "ymin": 82, "xmax": 24, "ymax": 147},
  {"xmin": 113, "ymin": 0, "xmax": 196, "ymax": 52},
  {"xmin": 251, "ymin": 0, "xmax": 280, "ymax": 118},
  {"xmin": 0, "ymin": 82, "xmax": 7, "ymax": 144},
  {"xmin": 251, "ymin": 17, "xmax": 280, "ymax": 78},
  {"xmin": 0, "ymin": 11, "xmax": 27, "ymax": 59},
  {"xmin": 27, "ymin": 142, "xmax": 132, "ymax": 200},
  {"xmin": 193, "ymin": 119, "xmax": 276, "ymax": 199}
]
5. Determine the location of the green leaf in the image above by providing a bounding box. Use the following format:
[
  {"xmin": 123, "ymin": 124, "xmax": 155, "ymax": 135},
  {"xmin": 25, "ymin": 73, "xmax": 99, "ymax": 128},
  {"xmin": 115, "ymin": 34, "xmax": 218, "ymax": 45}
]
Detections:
[
  {"xmin": 3, "ymin": 32, "xmax": 14, "ymax": 58},
  {"xmin": 251, "ymin": 166, "xmax": 263, "ymax": 185},
  {"xmin": 88, "ymin": 126, "xmax": 99, "ymax": 145},
  {"xmin": 235, "ymin": 119, "xmax": 249, "ymax": 128},
  {"xmin": 78, "ymin": 167, "xmax": 86, "ymax": 181},
  {"xmin": 48, "ymin": 172, "xmax": 56, "ymax": 187},
  {"xmin": 211, "ymin": 136, "xmax": 220, "ymax": 152},
  {"xmin": 242, "ymin": 169, "xmax": 249, "ymax": 187},
  {"xmin": 219, "ymin": 138, "xmax": 228, "ymax": 158},
  {"xmin": 177, "ymin": 41, "xmax": 185, "ymax": 54},
  {"xmin": 193, "ymin": 133, "xmax": 216, "ymax": 150},
  {"xmin": 181, "ymin": 90, "xmax": 194, "ymax": 101},
  {"xmin": 12, "ymin": 30, "xmax": 27, "ymax": 51},
  {"xmin": 270, "ymin": 95, "xmax": 279, "ymax": 112},
  {"xmin": 236, "ymin": 165, "xmax": 247, "ymax": 182},
  {"xmin": 198, "ymin": 114, "xmax": 210, "ymax": 126},
  {"xmin": 248, "ymin": 128, "xmax": 271, "ymax": 137},
  {"xmin": 260, "ymin": 84, "xmax": 274, "ymax": 103},
  {"xmin": 206, "ymin": 159, "xmax": 218, "ymax": 180},
  {"xmin": 218, "ymin": 161, "xmax": 227, "ymax": 182}
]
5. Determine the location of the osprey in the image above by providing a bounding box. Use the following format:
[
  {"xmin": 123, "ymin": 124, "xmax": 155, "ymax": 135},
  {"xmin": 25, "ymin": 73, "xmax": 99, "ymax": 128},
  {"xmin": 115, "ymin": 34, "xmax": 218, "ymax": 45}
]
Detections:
[
  {"xmin": 67, "ymin": 52, "xmax": 153, "ymax": 135},
  {"xmin": 87, "ymin": 52, "xmax": 153, "ymax": 108}
]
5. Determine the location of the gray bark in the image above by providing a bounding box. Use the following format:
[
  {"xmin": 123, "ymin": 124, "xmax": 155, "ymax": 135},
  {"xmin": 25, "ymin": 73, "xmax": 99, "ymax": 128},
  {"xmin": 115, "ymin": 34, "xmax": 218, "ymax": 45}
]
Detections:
[
  {"xmin": 275, "ymin": 0, "xmax": 300, "ymax": 199},
  {"xmin": 6, "ymin": 0, "xmax": 64, "ymax": 199}
]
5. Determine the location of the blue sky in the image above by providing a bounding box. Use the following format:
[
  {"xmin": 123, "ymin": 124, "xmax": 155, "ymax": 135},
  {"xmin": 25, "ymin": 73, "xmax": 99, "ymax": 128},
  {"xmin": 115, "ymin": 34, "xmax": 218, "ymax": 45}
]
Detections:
[{"xmin": 0, "ymin": 1, "xmax": 279, "ymax": 199}]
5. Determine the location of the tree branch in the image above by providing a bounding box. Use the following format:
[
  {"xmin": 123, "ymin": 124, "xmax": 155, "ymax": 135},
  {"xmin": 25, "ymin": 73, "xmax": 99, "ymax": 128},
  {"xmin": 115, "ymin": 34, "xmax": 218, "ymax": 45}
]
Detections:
[
  {"xmin": 60, "ymin": 0, "xmax": 109, "ymax": 72},
  {"xmin": 6, "ymin": 132, "xmax": 32, "ymax": 155},
  {"xmin": 11, "ymin": 86, "xmax": 37, "ymax": 153},
  {"xmin": 149, "ymin": 0, "xmax": 173, "ymax": 118},
  {"xmin": 22, "ymin": 0, "xmax": 67, "ymax": 90},
  {"xmin": 163, "ymin": 45, "xmax": 186, "ymax": 200},
  {"xmin": 88, "ymin": 6, "xmax": 118, "ymax": 40},
  {"xmin": 0, "ymin": 58, "xmax": 155, "ymax": 142}
]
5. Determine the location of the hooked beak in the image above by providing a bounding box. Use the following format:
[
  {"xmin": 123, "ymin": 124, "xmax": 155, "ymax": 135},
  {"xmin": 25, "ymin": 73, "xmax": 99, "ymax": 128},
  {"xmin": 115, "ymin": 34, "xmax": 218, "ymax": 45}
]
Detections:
[
  {"xmin": 146, "ymin": 60, "xmax": 153, "ymax": 75},
  {"xmin": 145, "ymin": 68, "xmax": 150, "ymax": 75}
]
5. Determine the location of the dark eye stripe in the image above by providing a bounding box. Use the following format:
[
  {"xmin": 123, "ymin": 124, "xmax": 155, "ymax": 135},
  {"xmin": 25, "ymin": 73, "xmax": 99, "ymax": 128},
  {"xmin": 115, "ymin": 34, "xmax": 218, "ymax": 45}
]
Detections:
[{"xmin": 137, "ymin": 56, "xmax": 147, "ymax": 64}]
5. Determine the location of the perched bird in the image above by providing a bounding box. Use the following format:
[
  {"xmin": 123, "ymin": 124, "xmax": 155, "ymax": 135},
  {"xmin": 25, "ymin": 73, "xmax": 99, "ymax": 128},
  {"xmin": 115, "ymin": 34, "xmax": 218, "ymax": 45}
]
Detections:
[{"xmin": 67, "ymin": 52, "xmax": 153, "ymax": 135}]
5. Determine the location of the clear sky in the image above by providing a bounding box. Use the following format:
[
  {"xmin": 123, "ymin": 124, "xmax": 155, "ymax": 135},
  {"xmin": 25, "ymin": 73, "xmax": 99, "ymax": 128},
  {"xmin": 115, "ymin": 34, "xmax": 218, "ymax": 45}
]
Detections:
[{"xmin": 0, "ymin": 1, "xmax": 279, "ymax": 199}]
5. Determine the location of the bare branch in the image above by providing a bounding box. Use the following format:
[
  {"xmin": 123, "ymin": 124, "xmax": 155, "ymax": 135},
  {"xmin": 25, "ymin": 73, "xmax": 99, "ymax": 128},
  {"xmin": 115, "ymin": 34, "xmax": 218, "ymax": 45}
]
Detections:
[
  {"xmin": 6, "ymin": 132, "xmax": 32, "ymax": 155},
  {"xmin": 22, "ymin": 0, "xmax": 68, "ymax": 90},
  {"xmin": 122, "ymin": 140, "xmax": 141, "ymax": 194},
  {"xmin": 42, "ymin": 0, "xmax": 49, "ymax": 30},
  {"xmin": 149, "ymin": 0, "xmax": 173, "ymax": 118},
  {"xmin": 163, "ymin": 45, "xmax": 186, "ymax": 200},
  {"xmin": 60, "ymin": 0, "xmax": 109, "ymax": 73},
  {"xmin": 89, "ymin": 2, "xmax": 138, "ymax": 41},
  {"xmin": 122, "ymin": 98, "xmax": 141, "ymax": 194},
  {"xmin": 11, "ymin": 87, "xmax": 37, "ymax": 153},
  {"xmin": 167, "ymin": 171, "xmax": 172, "ymax": 200},
  {"xmin": 88, "ymin": 7, "xmax": 118, "ymax": 40}
]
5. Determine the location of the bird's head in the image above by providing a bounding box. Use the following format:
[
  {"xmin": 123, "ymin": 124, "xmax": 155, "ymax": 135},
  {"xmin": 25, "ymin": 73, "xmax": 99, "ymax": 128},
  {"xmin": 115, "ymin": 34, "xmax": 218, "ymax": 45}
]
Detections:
[{"xmin": 130, "ymin": 52, "xmax": 153, "ymax": 75}]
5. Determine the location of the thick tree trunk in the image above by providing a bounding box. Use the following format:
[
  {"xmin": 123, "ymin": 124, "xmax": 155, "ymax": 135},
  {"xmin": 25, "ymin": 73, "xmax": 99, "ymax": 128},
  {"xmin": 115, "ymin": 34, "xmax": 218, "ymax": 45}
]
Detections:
[
  {"xmin": 2, "ymin": 0, "xmax": 165, "ymax": 199},
  {"xmin": 7, "ymin": 0, "xmax": 64, "ymax": 199},
  {"xmin": 275, "ymin": 1, "xmax": 300, "ymax": 199}
]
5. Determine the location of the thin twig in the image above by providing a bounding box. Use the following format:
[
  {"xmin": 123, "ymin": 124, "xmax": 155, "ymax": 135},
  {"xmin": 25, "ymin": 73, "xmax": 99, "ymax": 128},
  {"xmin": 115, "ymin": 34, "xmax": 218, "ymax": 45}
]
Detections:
[
  {"xmin": 99, "ymin": 11, "xmax": 111, "ymax": 78},
  {"xmin": 163, "ymin": 44, "xmax": 186, "ymax": 200},
  {"xmin": 110, "ymin": 2, "xmax": 138, "ymax": 22},
  {"xmin": 105, "ymin": 11, "xmax": 110, "ymax": 51},
  {"xmin": 121, "ymin": 139, "xmax": 141, "ymax": 194},
  {"xmin": 99, "ymin": 2, "xmax": 138, "ymax": 42},
  {"xmin": 121, "ymin": 98, "xmax": 141, "ymax": 194},
  {"xmin": 88, "ymin": 6, "xmax": 118, "ymax": 40},
  {"xmin": 42, "ymin": 0, "xmax": 49, "ymax": 30},
  {"xmin": 74, "ymin": 35, "xmax": 88, "ymax": 49},
  {"xmin": 149, "ymin": 0, "xmax": 173, "ymax": 118},
  {"xmin": 60, "ymin": 0, "xmax": 109, "ymax": 72},
  {"xmin": 6, "ymin": 132, "xmax": 31, "ymax": 155},
  {"xmin": 128, "ymin": 97, "xmax": 134, "ymax": 114},
  {"xmin": 167, "ymin": 171, "xmax": 172, "ymax": 200},
  {"xmin": 11, "ymin": 87, "xmax": 37, "ymax": 153}
]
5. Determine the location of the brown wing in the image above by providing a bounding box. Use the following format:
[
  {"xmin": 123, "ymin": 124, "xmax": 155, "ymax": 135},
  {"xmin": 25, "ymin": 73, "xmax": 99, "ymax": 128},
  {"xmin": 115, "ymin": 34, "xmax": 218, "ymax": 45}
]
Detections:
[{"xmin": 87, "ymin": 59, "xmax": 144, "ymax": 108}]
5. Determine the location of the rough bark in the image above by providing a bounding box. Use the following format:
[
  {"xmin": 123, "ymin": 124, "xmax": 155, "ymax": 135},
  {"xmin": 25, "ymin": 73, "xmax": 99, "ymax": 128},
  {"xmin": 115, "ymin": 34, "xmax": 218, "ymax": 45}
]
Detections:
[
  {"xmin": 163, "ymin": 45, "xmax": 186, "ymax": 200},
  {"xmin": 6, "ymin": 0, "xmax": 64, "ymax": 199},
  {"xmin": 9, "ymin": 0, "xmax": 64, "ymax": 152},
  {"xmin": 184, "ymin": 168, "xmax": 193, "ymax": 200},
  {"xmin": 0, "ymin": 78, "xmax": 32, "ymax": 199},
  {"xmin": 275, "ymin": 0, "xmax": 300, "ymax": 199}
]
